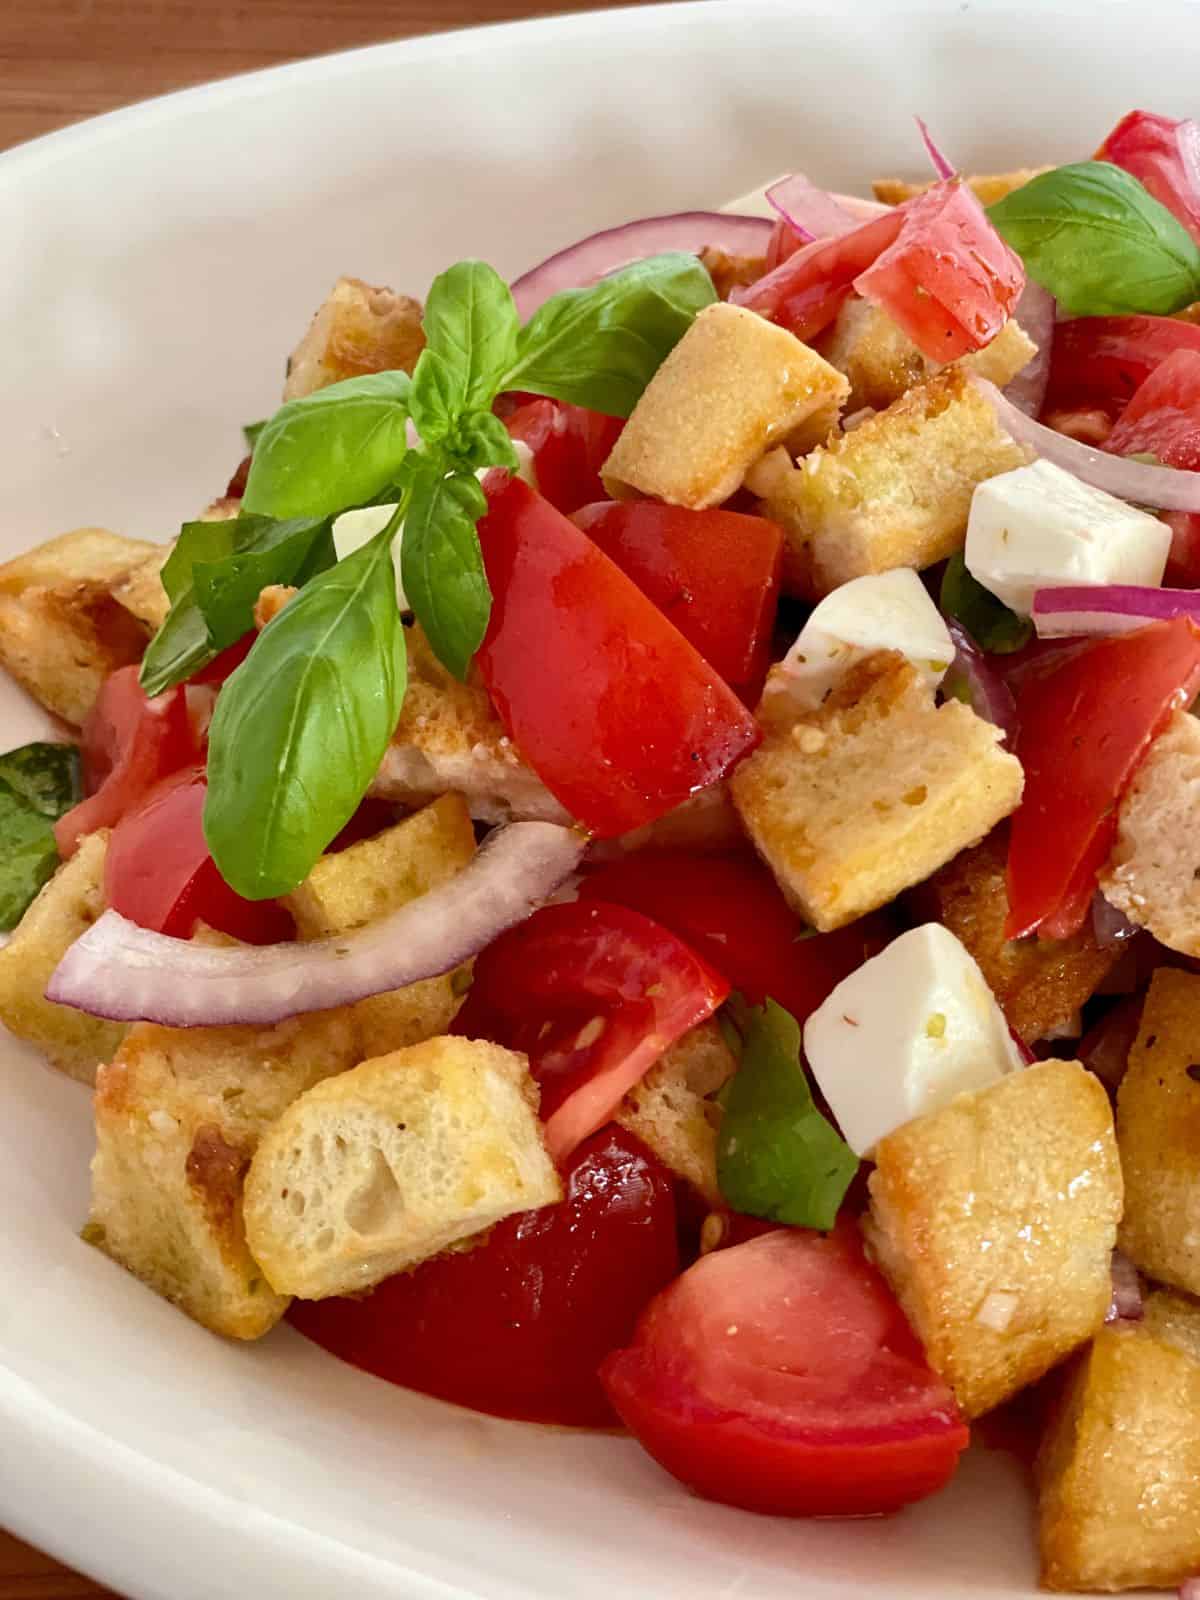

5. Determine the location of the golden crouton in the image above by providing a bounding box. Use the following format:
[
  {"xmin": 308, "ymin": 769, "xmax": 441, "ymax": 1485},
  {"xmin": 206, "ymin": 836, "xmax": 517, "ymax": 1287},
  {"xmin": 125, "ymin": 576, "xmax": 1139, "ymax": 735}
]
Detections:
[
  {"xmin": 747, "ymin": 367, "xmax": 1030, "ymax": 599},
  {"xmin": 1100, "ymin": 709, "xmax": 1200, "ymax": 956},
  {"xmin": 283, "ymin": 276, "xmax": 425, "ymax": 401},
  {"xmin": 0, "ymin": 831, "xmax": 126, "ymax": 1083},
  {"xmin": 917, "ymin": 830, "xmax": 1119, "ymax": 1043},
  {"xmin": 284, "ymin": 794, "xmax": 476, "ymax": 1056},
  {"xmin": 872, "ymin": 168, "xmax": 1050, "ymax": 207},
  {"xmin": 817, "ymin": 298, "xmax": 1038, "ymax": 412},
  {"xmin": 865, "ymin": 1059, "xmax": 1122, "ymax": 1420},
  {"xmin": 0, "ymin": 528, "xmax": 159, "ymax": 724},
  {"xmin": 1037, "ymin": 1290, "xmax": 1200, "ymax": 1592},
  {"xmin": 731, "ymin": 652, "xmax": 1023, "ymax": 932},
  {"xmin": 243, "ymin": 1036, "xmax": 561, "ymax": 1299},
  {"xmin": 615, "ymin": 1020, "xmax": 737, "ymax": 1204},
  {"xmin": 89, "ymin": 1005, "xmax": 362, "ymax": 1339},
  {"xmin": 601, "ymin": 302, "xmax": 850, "ymax": 509},
  {"xmin": 371, "ymin": 624, "xmax": 568, "ymax": 824},
  {"xmin": 697, "ymin": 244, "xmax": 766, "ymax": 302},
  {"xmin": 109, "ymin": 544, "xmax": 171, "ymax": 631},
  {"xmin": 1114, "ymin": 967, "xmax": 1200, "ymax": 1296}
]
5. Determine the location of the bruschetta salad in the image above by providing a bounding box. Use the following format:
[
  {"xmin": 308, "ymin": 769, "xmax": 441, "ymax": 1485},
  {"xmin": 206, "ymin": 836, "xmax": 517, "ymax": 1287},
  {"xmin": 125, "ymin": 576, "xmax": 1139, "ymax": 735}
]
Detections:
[{"xmin": 7, "ymin": 107, "xmax": 1200, "ymax": 1593}]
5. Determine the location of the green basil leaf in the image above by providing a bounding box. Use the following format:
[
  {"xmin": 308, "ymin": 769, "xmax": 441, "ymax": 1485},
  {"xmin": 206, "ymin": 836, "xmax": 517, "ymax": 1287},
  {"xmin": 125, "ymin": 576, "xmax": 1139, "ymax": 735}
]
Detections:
[
  {"xmin": 243, "ymin": 419, "xmax": 266, "ymax": 451},
  {"xmin": 139, "ymin": 513, "xmax": 334, "ymax": 696},
  {"xmin": 716, "ymin": 997, "xmax": 858, "ymax": 1231},
  {"xmin": 401, "ymin": 465, "xmax": 491, "ymax": 681},
  {"xmin": 204, "ymin": 528, "xmax": 407, "ymax": 899},
  {"xmin": 411, "ymin": 261, "xmax": 520, "ymax": 441},
  {"xmin": 0, "ymin": 743, "xmax": 82, "ymax": 931},
  {"xmin": 242, "ymin": 370, "xmax": 412, "ymax": 520},
  {"xmin": 988, "ymin": 162, "xmax": 1200, "ymax": 316},
  {"xmin": 940, "ymin": 553, "xmax": 1032, "ymax": 655},
  {"xmin": 503, "ymin": 251, "xmax": 717, "ymax": 418},
  {"xmin": 450, "ymin": 409, "xmax": 520, "ymax": 472}
]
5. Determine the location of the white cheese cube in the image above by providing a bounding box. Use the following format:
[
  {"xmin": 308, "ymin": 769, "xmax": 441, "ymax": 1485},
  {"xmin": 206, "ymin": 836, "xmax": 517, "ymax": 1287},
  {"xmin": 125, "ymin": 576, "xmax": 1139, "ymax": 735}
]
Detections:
[
  {"xmin": 803, "ymin": 923, "xmax": 1024, "ymax": 1157},
  {"xmin": 769, "ymin": 569, "xmax": 953, "ymax": 713},
  {"xmin": 965, "ymin": 459, "xmax": 1170, "ymax": 617}
]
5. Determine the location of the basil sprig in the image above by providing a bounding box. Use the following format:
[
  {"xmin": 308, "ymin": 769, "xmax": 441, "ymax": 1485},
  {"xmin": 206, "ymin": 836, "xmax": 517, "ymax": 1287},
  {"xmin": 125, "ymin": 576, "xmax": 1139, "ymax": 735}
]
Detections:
[
  {"xmin": 716, "ymin": 998, "xmax": 858, "ymax": 1232},
  {"xmin": 989, "ymin": 162, "xmax": 1200, "ymax": 317},
  {"xmin": 940, "ymin": 553, "xmax": 1032, "ymax": 655},
  {"xmin": 0, "ymin": 743, "xmax": 82, "ymax": 930}
]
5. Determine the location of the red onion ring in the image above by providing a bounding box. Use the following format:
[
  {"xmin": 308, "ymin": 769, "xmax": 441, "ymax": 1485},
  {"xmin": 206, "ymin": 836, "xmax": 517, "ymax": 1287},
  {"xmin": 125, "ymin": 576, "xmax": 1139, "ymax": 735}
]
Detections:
[
  {"xmin": 765, "ymin": 174, "xmax": 859, "ymax": 243},
  {"xmin": 1092, "ymin": 889, "xmax": 1139, "ymax": 949},
  {"xmin": 509, "ymin": 213, "xmax": 774, "ymax": 317},
  {"xmin": 915, "ymin": 116, "xmax": 956, "ymax": 181},
  {"xmin": 1032, "ymin": 584, "xmax": 1200, "ymax": 639},
  {"xmin": 46, "ymin": 820, "xmax": 586, "ymax": 1028},
  {"xmin": 1003, "ymin": 280, "xmax": 1056, "ymax": 417},
  {"xmin": 974, "ymin": 376, "xmax": 1200, "ymax": 510},
  {"xmin": 942, "ymin": 619, "xmax": 1019, "ymax": 745}
]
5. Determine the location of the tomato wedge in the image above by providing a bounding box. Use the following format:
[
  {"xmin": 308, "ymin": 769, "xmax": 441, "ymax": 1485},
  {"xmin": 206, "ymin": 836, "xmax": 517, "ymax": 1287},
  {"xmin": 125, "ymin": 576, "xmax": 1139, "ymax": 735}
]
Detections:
[
  {"xmin": 1044, "ymin": 315, "xmax": 1200, "ymax": 420},
  {"xmin": 570, "ymin": 501, "xmax": 782, "ymax": 697},
  {"xmin": 601, "ymin": 1226, "xmax": 968, "ymax": 1517},
  {"xmin": 1106, "ymin": 347, "xmax": 1200, "ymax": 468},
  {"xmin": 1095, "ymin": 110, "xmax": 1200, "ymax": 246},
  {"xmin": 453, "ymin": 899, "xmax": 729, "ymax": 1163},
  {"xmin": 55, "ymin": 665, "xmax": 198, "ymax": 857},
  {"xmin": 505, "ymin": 397, "xmax": 624, "ymax": 516},
  {"xmin": 1006, "ymin": 619, "xmax": 1200, "ymax": 941},
  {"xmin": 289, "ymin": 1125, "xmax": 679, "ymax": 1427},
  {"xmin": 735, "ymin": 179, "xmax": 1022, "ymax": 358},
  {"xmin": 475, "ymin": 475, "xmax": 760, "ymax": 837},
  {"xmin": 579, "ymin": 850, "xmax": 887, "ymax": 1026},
  {"xmin": 105, "ymin": 766, "xmax": 293, "ymax": 943}
]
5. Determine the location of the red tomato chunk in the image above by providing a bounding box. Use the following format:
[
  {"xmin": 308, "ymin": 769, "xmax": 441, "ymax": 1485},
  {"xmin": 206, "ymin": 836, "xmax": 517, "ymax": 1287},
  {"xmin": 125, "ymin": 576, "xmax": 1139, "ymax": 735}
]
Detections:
[
  {"xmin": 505, "ymin": 397, "xmax": 624, "ymax": 515},
  {"xmin": 1106, "ymin": 347, "xmax": 1200, "ymax": 469},
  {"xmin": 289, "ymin": 1125, "xmax": 679, "ymax": 1427},
  {"xmin": 601, "ymin": 1226, "xmax": 968, "ymax": 1517},
  {"xmin": 1095, "ymin": 109, "xmax": 1200, "ymax": 245},
  {"xmin": 1044, "ymin": 315, "xmax": 1200, "ymax": 421}
]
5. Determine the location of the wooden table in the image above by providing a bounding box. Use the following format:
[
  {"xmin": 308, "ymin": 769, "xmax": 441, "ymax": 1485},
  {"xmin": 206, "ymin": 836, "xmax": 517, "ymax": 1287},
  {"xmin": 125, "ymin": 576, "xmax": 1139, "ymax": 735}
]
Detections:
[{"xmin": 0, "ymin": 1, "xmax": 655, "ymax": 1591}]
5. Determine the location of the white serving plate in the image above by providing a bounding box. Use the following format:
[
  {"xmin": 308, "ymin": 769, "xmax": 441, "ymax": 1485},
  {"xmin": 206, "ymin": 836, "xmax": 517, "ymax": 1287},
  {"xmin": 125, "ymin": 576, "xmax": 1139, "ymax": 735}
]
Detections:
[{"xmin": 0, "ymin": 2, "xmax": 1191, "ymax": 1593}]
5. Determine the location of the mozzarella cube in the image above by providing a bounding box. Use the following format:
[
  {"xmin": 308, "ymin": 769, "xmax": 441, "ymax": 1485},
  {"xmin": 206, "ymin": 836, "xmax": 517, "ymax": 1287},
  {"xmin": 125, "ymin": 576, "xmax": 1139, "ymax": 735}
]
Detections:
[
  {"xmin": 770, "ymin": 569, "xmax": 953, "ymax": 713},
  {"xmin": 965, "ymin": 460, "xmax": 1170, "ymax": 616},
  {"xmin": 803, "ymin": 923, "xmax": 1024, "ymax": 1156}
]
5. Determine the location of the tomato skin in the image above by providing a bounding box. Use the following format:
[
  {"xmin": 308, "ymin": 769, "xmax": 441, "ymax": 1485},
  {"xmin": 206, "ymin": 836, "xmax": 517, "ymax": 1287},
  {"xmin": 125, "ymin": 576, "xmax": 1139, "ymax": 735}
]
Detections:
[
  {"xmin": 1006, "ymin": 619, "xmax": 1200, "ymax": 941},
  {"xmin": 1163, "ymin": 510, "xmax": 1200, "ymax": 587},
  {"xmin": 1095, "ymin": 111, "xmax": 1200, "ymax": 245},
  {"xmin": 734, "ymin": 209, "xmax": 902, "ymax": 342},
  {"xmin": 601, "ymin": 1227, "xmax": 968, "ymax": 1517},
  {"xmin": 453, "ymin": 899, "xmax": 729, "ymax": 1163},
  {"xmin": 579, "ymin": 851, "xmax": 886, "ymax": 1026},
  {"xmin": 55, "ymin": 666, "xmax": 198, "ymax": 857},
  {"xmin": 105, "ymin": 766, "xmax": 293, "ymax": 943},
  {"xmin": 570, "ymin": 501, "xmax": 782, "ymax": 696},
  {"xmin": 1044, "ymin": 315, "xmax": 1200, "ymax": 420},
  {"xmin": 475, "ymin": 474, "xmax": 761, "ymax": 837},
  {"xmin": 289, "ymin": 1125, "xmax": 680, "ymax": 1427},
  {"xmin": 505, "ymin": 398, "xmax": 624, "ymax": 516},
  {"xmin": 1106, "ymin": 347, "xmax": 1200, "ymax": 469}
]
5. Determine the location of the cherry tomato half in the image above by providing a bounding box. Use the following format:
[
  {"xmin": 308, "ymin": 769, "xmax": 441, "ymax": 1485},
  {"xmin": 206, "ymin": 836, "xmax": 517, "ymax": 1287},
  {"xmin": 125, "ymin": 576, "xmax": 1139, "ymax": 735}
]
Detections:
[{"xmin": 506, "ymin": 398, "xmax": 624, "ymax": 516}]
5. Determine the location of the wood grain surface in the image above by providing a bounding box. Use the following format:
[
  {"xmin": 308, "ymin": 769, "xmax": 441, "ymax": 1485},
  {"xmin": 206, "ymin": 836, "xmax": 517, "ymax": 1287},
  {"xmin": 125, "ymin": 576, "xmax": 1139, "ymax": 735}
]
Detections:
[{"xmin": 0, "ymin": 1, "xmax": 663, "ymax": 1592}]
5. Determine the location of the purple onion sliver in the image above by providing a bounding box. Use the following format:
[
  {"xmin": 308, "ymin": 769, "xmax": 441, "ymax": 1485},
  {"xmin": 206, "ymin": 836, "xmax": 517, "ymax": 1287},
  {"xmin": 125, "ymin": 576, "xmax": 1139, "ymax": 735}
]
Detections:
[
  {"xmin": 764, "ymin": 174, "xmax": 859, "ymax": 243},
  {"xmin": 1003, "ymin": 280, "xmax": 1055, "ymax": 418},
  {"xmin": 1092, "ymin": 890, "xmax": 1139, "ymax": 950},
  {"xmin": 46, "ymin": 820, "xmax": 586, "ymax": 1029},
  {"xmin": 1033, "ymin": 583, "xmax": 1200, "ymax": 639},
  {"xmin": 915, "ymin": 115, "xmax": 956, "ymax": 181},
  {"xmin": 944, "ymin": 619, "xmax": 1019, "ymax": 745},
  {"xmin": 509, "ymin": 212, "xmax": 774, "ymax": 318},
  {"xmin": 1105, "ymin": 1249, "xmax": 1144, "ymax": 1324}
]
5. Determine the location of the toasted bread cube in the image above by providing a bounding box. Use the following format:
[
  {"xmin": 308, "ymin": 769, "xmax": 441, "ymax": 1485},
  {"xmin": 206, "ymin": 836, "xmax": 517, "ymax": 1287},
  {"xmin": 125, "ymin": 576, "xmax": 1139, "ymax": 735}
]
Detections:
[
  {"xmin": 818, "ymin": 298, "xmax": 1038, "ymax": 412},
  {"xmin": 0, "ymin": 528, "xmax": 158, "ymax": 724},
  {"xmin": 0, "ymin": 831, "xmax": 126, "ymax": 1083},
  {"xmin": 615, "ymin": 1020, "xmax": 737, "ymax": 1204},
  {"xmin": 1037, "ymin": 1291, "xmax": 1200, "ymax": 1592},
  {"xmin": 1113, "ymin": 967, "xmax": 1200, "ymax": 1296},
  {"xmin": 872, "ymin": 168, "xmax": 1050, "ymax": 207},
  {"xmin": 919, "ymin": 830, "xmax": 1119, "ymax": 1043},
  {"xmin": 89, "ymin": 1005, "xmax": 362, "ymax": 1338},
  {"xmin": 371, "ymin": 624, "xmax": 568, "ymax": 824},
  {"xmin": 243, "ymin": 1036, "xmax": 561, "ymax": 1298},
  {"xmin": 731, "ymin": 653, "xmax": 1023, "ymax": 931},
  {"xmin": 284, "ymin": 276, "xmax": 425, "ymax": 401},
  {"xmin": 748, "ymin": 367, "xmax": 1030, "ymax": 599},
  {"xmin": 284, "ymin": 795, "xmax": 476, "ymax": 1056},
  {"xmin": 864, "ymin": 1059, "xmax": 1122, "ymax": 1419},
  {"xmin": 1101, "ymin": 710, "xmax": 1200, "ymax": 956},
  {"xmin": 109, "ymin": 544, "xmax": 171, "ymax": 631},
  {"xmin": 601, "ymin": 302, "xmax": 850, "ymax": 509}
]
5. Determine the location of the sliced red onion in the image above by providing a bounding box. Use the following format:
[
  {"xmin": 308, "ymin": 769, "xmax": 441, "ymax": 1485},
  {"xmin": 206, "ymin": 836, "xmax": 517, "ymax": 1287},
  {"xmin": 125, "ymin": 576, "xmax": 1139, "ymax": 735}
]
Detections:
[
  {"xmin": 942, "ymin": 619, "xmax": 1019, "ymax": 745},
  {"xmin": 975, "ymin": 376, "xmax": 1200, "ymax": 510},
  {"xmin": 510, "ymin": 213, "xmax": 774, "ymax": 317},
  {"xmin": 1033, "ymin": 584, "xmax": 1200, "ymax": 640},
  {"xmin": 765, "ymin": 174, "xmax": 859, "ymax": 243},
  {"xmin": 46, "ymin": 821, "xmax": 586, "ymax": 1028},
  {"xmin": 915, "ymin": 116, "xmax": 956, "ymax": 180},
  {"xmin": 831, "ymin": 192, "xmax": 893, "ymax": 223},
  {"xmin": 1105, "ymin": 1249, "xmax": 1144, "ymax": 1323},
  {"xmin": 1003, "ymin": 281, "xmax": 1056, "ymax": 417},
  {"xmin": 1092, "ymin": 889, "xmax": 1139, "ymax": 948},
  {"xmin": 1180, "ymin": 1579, "xmax": 1200, "ymax": 1600}
]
